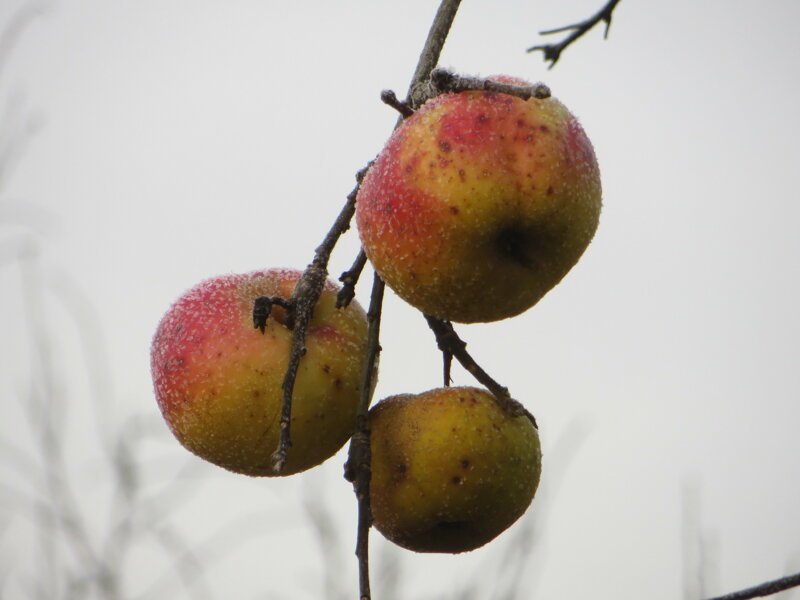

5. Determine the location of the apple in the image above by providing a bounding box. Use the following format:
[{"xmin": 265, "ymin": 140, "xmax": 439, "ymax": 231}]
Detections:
[
  {"xmin": 151, "ymin": 268, "xmax": 371, "ymax": 476},
  {"xmin": 369, "ymin": 386, "xmax": 541, "ymax": 553},
  {"xmin": 356, "ymin": 76, "xmax": 601, "ymax": 323}
]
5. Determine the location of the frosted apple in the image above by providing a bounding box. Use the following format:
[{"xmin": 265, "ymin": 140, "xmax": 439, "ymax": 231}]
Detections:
[
  {"xmin": 151, "ymin": 268, "xmax": 371, "ymax": 476},
  {"xmin": 369, "ymin": 387, "xmax": 541, "ymax": 553},
  {"xmin": 356, "ymin": 76, "xmax": 601, "ymax": 323}
]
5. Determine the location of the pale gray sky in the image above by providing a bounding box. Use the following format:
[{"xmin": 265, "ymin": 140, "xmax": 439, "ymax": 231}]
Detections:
[{"xmin": 1, "ymin": 1, "xmax": 799, "ymax": 599}]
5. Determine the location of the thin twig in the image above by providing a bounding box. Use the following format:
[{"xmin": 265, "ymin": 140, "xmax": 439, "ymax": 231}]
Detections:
[
  {"xmin": 429, "ymin": 69, "xmax": 551, "ymax": 101},
  {"xmin": 406, "ymin": 0, "xmax": 464, "ymax": 110},
  {"xmin": 344, "ymin": 273, "xmax": 385, "ymax": 600},
  {"xmin": 705, "ymin": 572, "xmax": 800, "ymax": 600},
  {"xmin": 424, "ymin": 315, "xmax": 537, "ymax": 428},
  {"xmin": 527, "ymin": 0, "xmax": 622, "ymax": 68},
  {"xmin": 264, "ymin": 165, "xmax": 370, "ymax": 473},
  {"xmin": 337, "ymin": 250, "xmax": 368, "ymax": 309},
  {"xmin": 379, "ymin": 90, "xmax": 414, "ymax": 118}
]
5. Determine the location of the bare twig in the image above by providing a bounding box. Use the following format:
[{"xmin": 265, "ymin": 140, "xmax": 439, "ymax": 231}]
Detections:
[
  {"xmin": 429, "ymin": 69, "xmax": 551, "ymax": 101},
  {"xmin": 344, "ymin": 273, "xmax": 385, "ymax": 600},
  {"xmin": 380, "ymin": 90, "xmax": 414, "ymax": 118},
  {"xmin": 705, "ymin": 572, "xmax": 800, "ymax": 600},
  {"xmin": 424, "ymin": 315, "xmax": 537, "ymax": 428},
  {"xmin": 406, "ymin": 0, "xmax": 464, "ymax": 110},
  {"xmin": 527, "ymin": 0, "xmax": 622, "ymax": 68},
  {"xmin": 263, "ymin": 164, "xmax": 370, "ymax": 473},
  {"xmin": 337, "ymin": 249, "xmax": 368, "ymax": 309}
]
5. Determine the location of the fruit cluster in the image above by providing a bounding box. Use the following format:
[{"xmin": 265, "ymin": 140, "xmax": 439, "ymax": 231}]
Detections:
[{"xmin": 151, "ymin": 75, "xmax": 600, "ymax": 554}]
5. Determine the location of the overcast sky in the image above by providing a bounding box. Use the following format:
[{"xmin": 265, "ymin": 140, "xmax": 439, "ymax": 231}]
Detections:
[{"xmin": 1, "ymin": 1, "xmax": 799, "ymax": 599}]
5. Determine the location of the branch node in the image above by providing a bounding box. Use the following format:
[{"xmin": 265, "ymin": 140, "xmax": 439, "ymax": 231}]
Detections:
[{"xmin": 380, "ymin": 89, "xmax": 415, "ymax": 118}]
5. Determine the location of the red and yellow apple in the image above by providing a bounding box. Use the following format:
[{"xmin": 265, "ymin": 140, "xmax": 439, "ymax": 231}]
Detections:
[
  {"xmin": 151, "ymin": 268, "xmax": 371, "ymax": 476},
  {"xmin": 356, "ymin": 76, "xmax": 601, "ymax": 323},
  {"xmin": 369, "ymin": 386, "xmax": 541, "ymax": 553}
]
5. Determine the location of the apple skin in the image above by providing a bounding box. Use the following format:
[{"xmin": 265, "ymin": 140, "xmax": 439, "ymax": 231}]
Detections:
[
  {"xmin": 151, "ymin": 268, "xmax": 371, "ymax": 476},
  {"xmin": 356, "ymin": 76, "xmax": 601, "ymax": 323},
  {"xmin": 369, "ymin": 387, "xmax": 541, "ymax": 553}
]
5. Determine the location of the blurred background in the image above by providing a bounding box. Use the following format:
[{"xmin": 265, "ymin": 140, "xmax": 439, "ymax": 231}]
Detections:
[{"xmin": 1, "ymin": 0, "xmax": 799, "ymax": 598}]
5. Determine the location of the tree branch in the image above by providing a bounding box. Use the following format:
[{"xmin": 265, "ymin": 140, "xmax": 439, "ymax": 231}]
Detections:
[
  {"xmin": 527, "ymin": 0, "xmax": 622, "ymax": 68},
  {"xmin": 706, "ymin": 572, "xmax": 800, "ymax": 600}
]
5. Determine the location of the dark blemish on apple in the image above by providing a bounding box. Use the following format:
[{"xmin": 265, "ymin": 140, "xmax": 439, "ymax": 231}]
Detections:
[
  {"xmin": 496, "ymin": 226, "xmax": 536, "ymax": 269},
  {"xmin": 439, "ymin": 140, "xmax": 452, "ymax": 152},
  {"xmin": 540, "ymin": 125, "xmax": 550, "ymax": 133},
  {"xmin": 476, "ymin": 113, "xmax": 489, "ymax": 124},
  {"xmin": 525, "ymin": 134, "xmax": 534, "ymax": 143},
  {"xmin": 451, "ymin": 475, "xmax": 462, "ymax": 485},
  {"xmin": 451, "ymin": 426, "xmax": 458, "ymax": 433},
  {"xmin": 449, "ymin": 206, "xmax": 460, "ymax": 215},
  {"xmin": 253, "ymin": 390, "xmax": 261, "ymax": 398},
  {"xmin": 459, "ymin": 396, "xmax": 465, "ymax": 403},
  {"xmin": 547, "ymin": 186, "xmax": 554, "ymax": 195},
  {"xmin": 516, "ymin": 119, "xmax": 526, "ymax": 128},
  {"xmin": 210, "ymin": 388, "xmax": 218, "ymax": 397},
  {"xmin": 334, "ymin": 378, "xmax": 342, "ymax": 389},
  {"xmin": 458, "ymin": 169, "xmax": 466, "ymax": 182},
  {"xmin": 216, "ymin": 351, "xmax": 223, "ymax": 358},
  {"xmin": 322, "ymin": 364, "xmax": 331, "ymax": 374},
  {"xmin": 460, "ymin": 458, "xmax": 471, "ymax": 469},
  {"xmin": 393, "ymin": 462, "xmax": 407, "ymax": 481}
]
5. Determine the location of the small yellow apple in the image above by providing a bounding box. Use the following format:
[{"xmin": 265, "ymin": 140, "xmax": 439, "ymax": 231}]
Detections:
[
  {"xmin": 151, "ymin": 268, "xmax": 371, "ymax": 476},
  {"xmin": 369, "ymin": 386, "xmax": 541, "ymax": 553}
]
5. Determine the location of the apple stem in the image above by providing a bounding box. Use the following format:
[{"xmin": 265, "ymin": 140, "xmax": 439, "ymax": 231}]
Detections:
[
  {"xmin": 443, "ymin": 345, "xmax": 454, "ymax": 387},
  {"xmin": 252, "ymin": 296, "xmax": 294, "ymax": 333},
  {"xmin": 424, "ymin": 314, "xmax": 538, "ymax": 429},
  {"xmin": 527, "ymin": 0, "xmax": 623, "ymax": 68}
]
